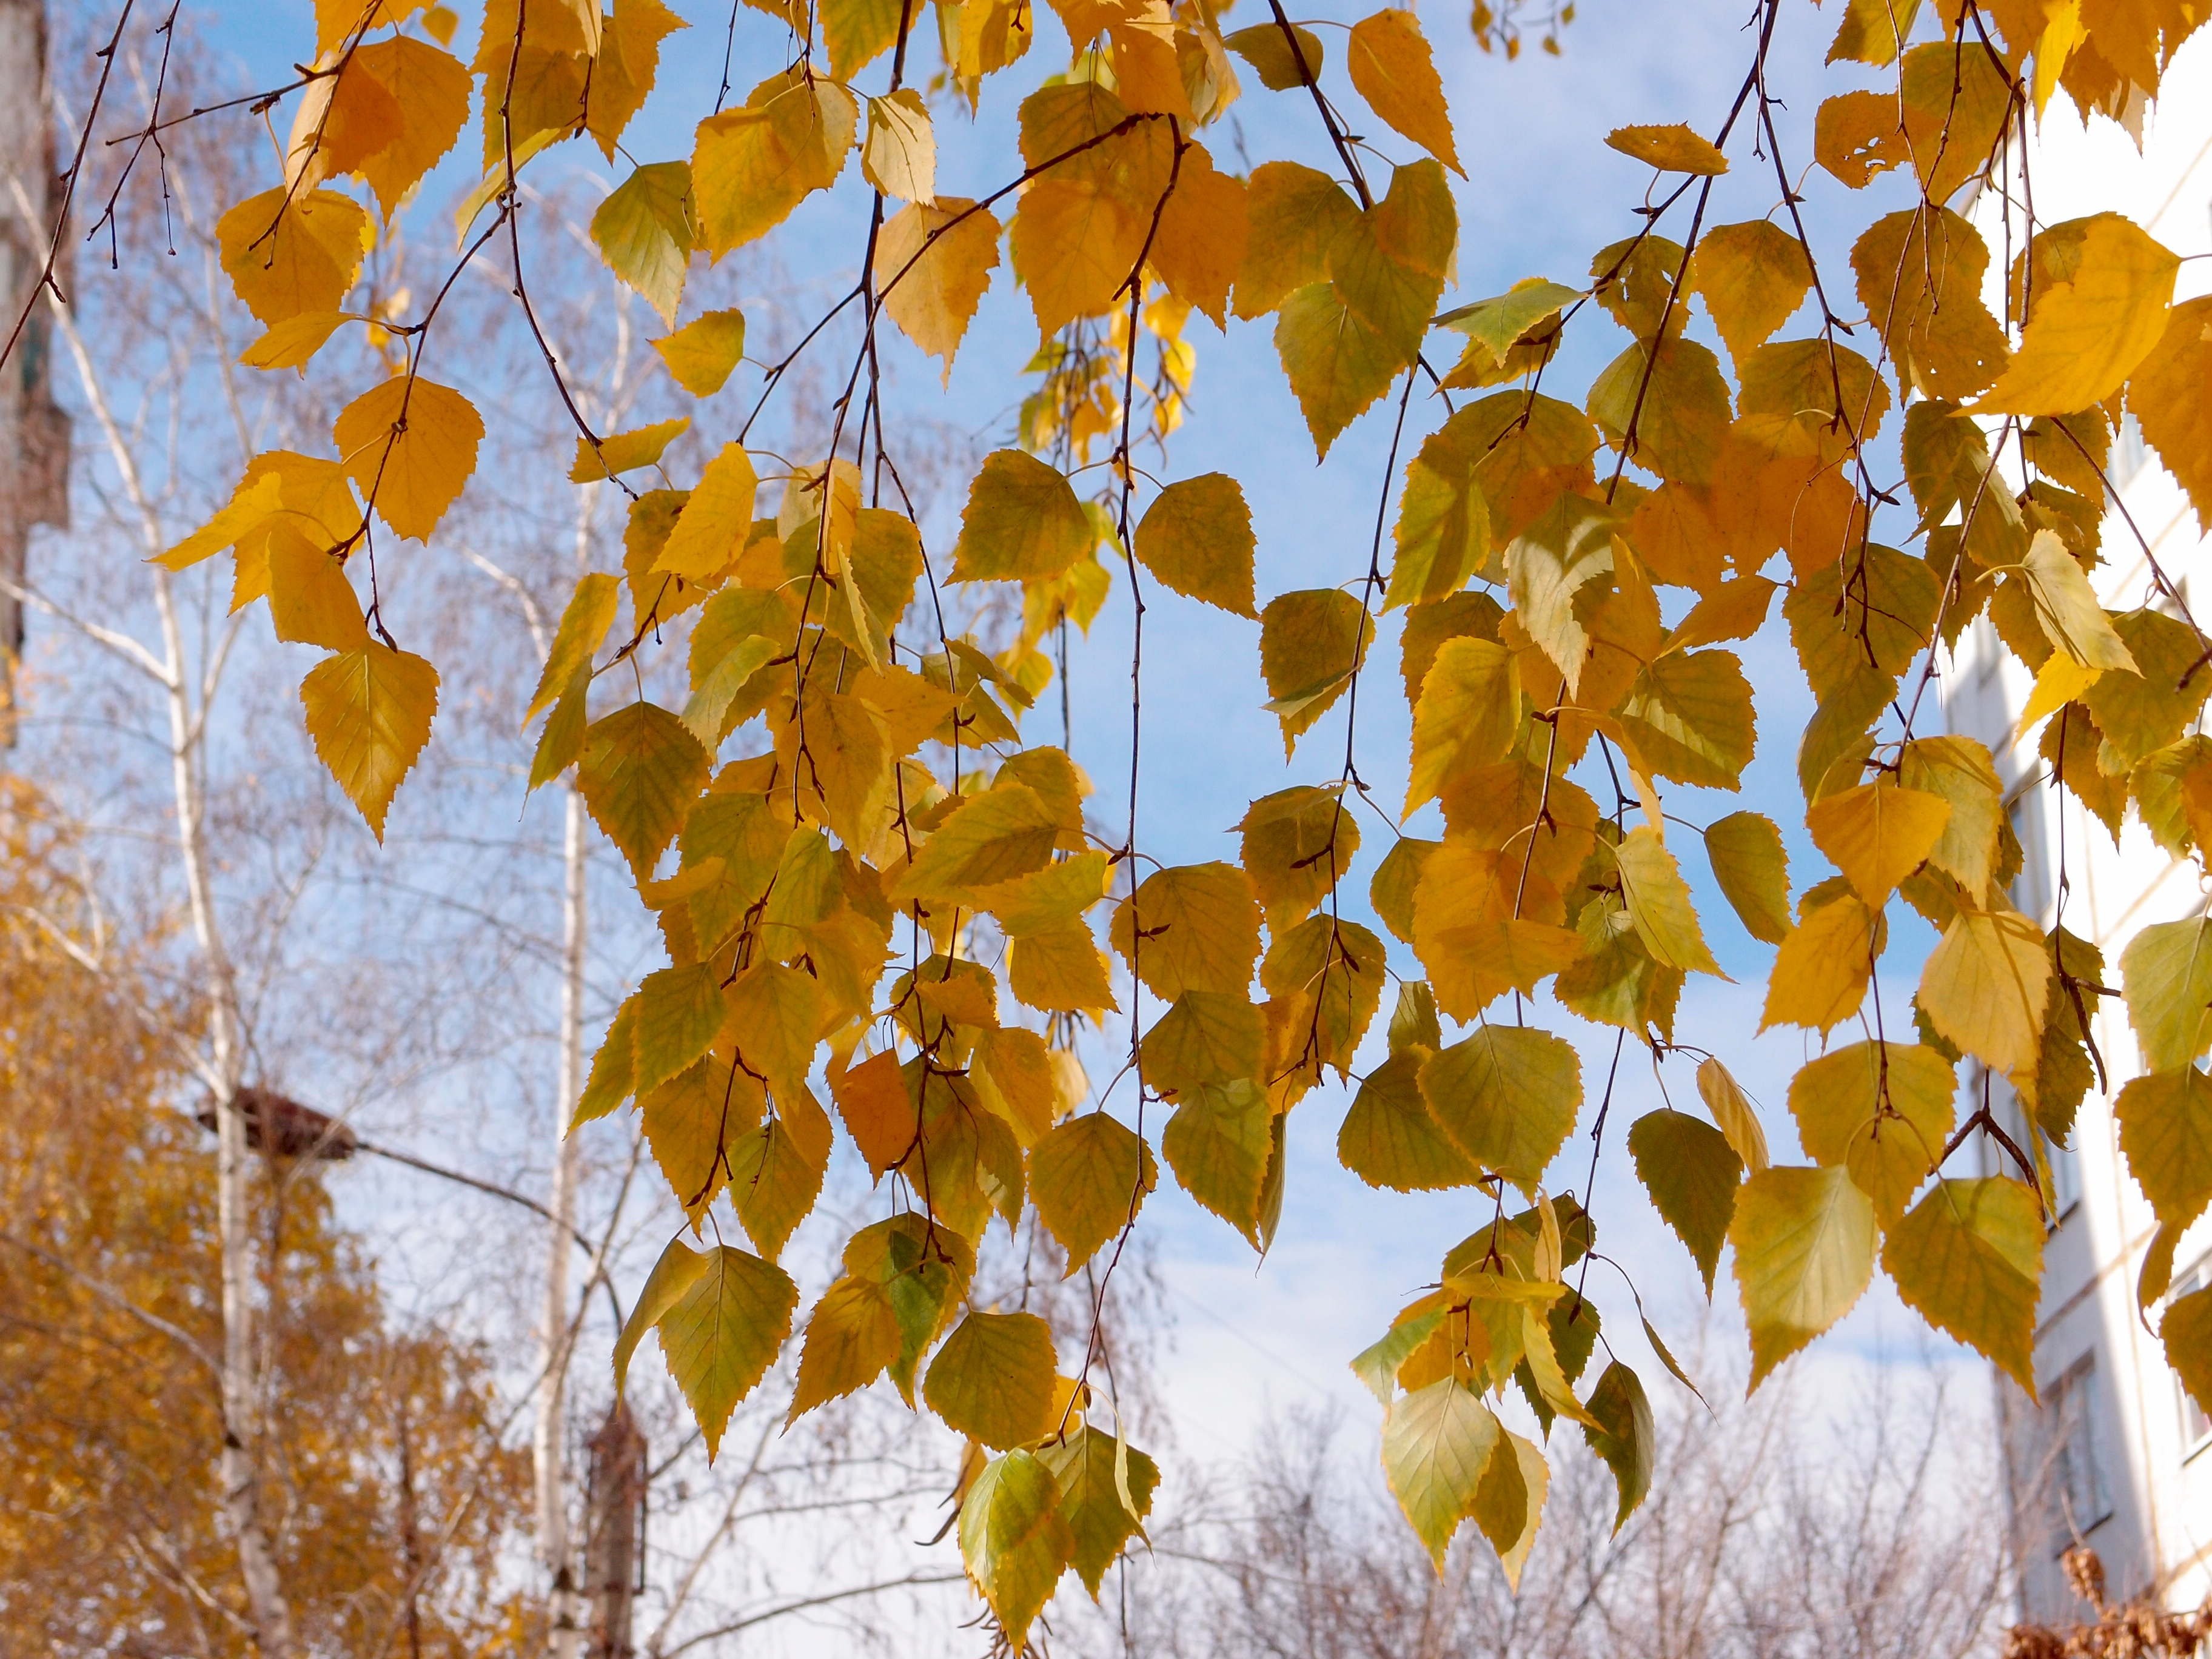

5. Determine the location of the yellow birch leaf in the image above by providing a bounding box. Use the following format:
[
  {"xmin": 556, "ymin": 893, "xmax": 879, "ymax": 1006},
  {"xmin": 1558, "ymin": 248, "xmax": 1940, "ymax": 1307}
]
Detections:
[
  {"xmin": 1759, "ymin": 893, "xmax": 1876, "ymax": 1034},
  {"xmin": 862, "ymin": 89, "xmax": 937, "ymax": 203},
  {"xmin": 1506, "ymin": 495, "xmax": 1614, "ymax": 699},
  {"xmin": 1730, "ymin": 1164, "xmax": 1877, "ymax": 1388},
  {"xmin": 925, "ymin": 1310, "xmax": 1059, "ymax": 1449},
  {"xmin": 893, "ymin": 783, "xmax": 1059, "ymax": 902},
  {"xmin": 788, "ymin": 1275, "xmax": 902, "ymax": 1420},
  {"xmin": 654, "ymin": 309, "xmax": 748, "ymax": 396},
  {"xmin": 1235, "ymin": 161, "xmax": 1359, "ymax": 321},
  {"xmin": 1162, "ymin": 1079, "xmax": 1273, "ymax": 1242},
  {"xmin": 300, "ymin": 641, "xmax": 439, "ymax": 840},
  {"xmin": 216, "ymin": 187, "xmax": 375, "ymax": 326},
  {"xmin": 655, "ymin": 444, "xmax": 760, "ymax": 578},
  {"xmin": 1606, "ymin": 122, "xmax": 1728, "ymax": 175},
  {"xmin": 1030, "ymin": 1112, "xmax": 1157, "ymax": 1272},
  {"xmin": 525, "ymin": 572, "xmax": 622, "ymax": 725},
  {"xmin": 632, "ymin": 960, "xmax": 727, "ymax": 1096},
  {"xmin": 349, "ymin": 37, "xmax": 472, "ymax": 218},
  {"xmin": 950, "ymin": 450, "xmax": 1093, "ymax": 583},
  {"xmin": 571, "ymin": 415, "xmax": 689, "ymax": 483},
  {"xmin": 264, "ymin": 526, "xmax": 367, "ymax": 652},
  {"xmin": 820, "ymin": 0, "xmax": 903, "ymax": 78},
  {"xmin": 2130, "ymin": 295, "xmax": 2212, "ymax": 532},
  {"xmin": 1274, "ymin": 281, "xmax": 1401, "ymax": 457},
  {"xmin": 1404, "ymin": 638, "xmax": 1517, "ymax": 816},
  {"xmin": 1140, "ymin": 990, "xmax": 1265, "ymax": 1093},
  {"xmin": 1609, "ymin": 826, "xmax": 1719, "ymax": 977},
  {"xmin": 155, "ymin": 471, "xmax": 289, "ymax": 571},
  {"xmin": 1826, "ymin": 0, "xmax": 1922, "ymax": 63},
  {"xmin": 1805, "ymin": 781, "xmax": 1952, "ymax": 906},
  {"xmin": 692, "ymin": 71, "xmax": 858, "ymax": 256},
  {"xmin": 1788, "ymin": 1040, "xmax": 1956, "ymax": 1224},
  {"xmin": 1339, "ymin": 1049, "xmax": 1480, "ymax": 1191},
  {"xmin": 1976, "ymin": 213, "xmax": 2180, "ymax": 415},
  {"xmin": 240, "ymin": 310, "xmax": 356, "ymax": 373},
  {"xmin": 875, "ymin": 198, "xmax": 1002, "ymax": 373},
  {"xmin": 2013, "ymin": 651, "xmax": 2102, "ymax": 744},
  {"xmin": 1689, "ymin": 220, "xmax": 1811, "ymax": 366},
  {"xmin": 1918, "ymin": 907, "xmax": 2054, "ymax": 1076},
  {"xmin": 2165, "ymin": 1287, "xmax": 2212, "ymax": 1424},
  {"xmin": 1346, "ymin": 10, "xmax": 1461, "ymax": 175},
  {"xmin": 1883, "ymin": 1177, "xmax": 2042, "ymax": 1391},
  {"xmin": 1696, "ymin": 1055, "xmax": 1770, "ymax": 1175},
  {"xmin": 1151, "ymin": 142, "xmax": 1249, "ymax": 329},
  {"xmin": 1134, "ymin": 472, "xmax": 1256, "ymax": 617},
  {"xmin": 2017, "ymin": 528, "xmax": 2139, "ymax": 672},
  {"xmin": 332, "ymin": 376, "xmax": 483, "ymax": 541},
  {"xmin": 1384, "ymin": 1378, "xmax": 1499, "ymax": 1566},
  {"xmin": 1897, "ymin": 737, "xmax": 2003, "ymax": 899},
  {"xmin": 1039, "ymin": 1426, "xmax": 1159, "ymax": 1599}
]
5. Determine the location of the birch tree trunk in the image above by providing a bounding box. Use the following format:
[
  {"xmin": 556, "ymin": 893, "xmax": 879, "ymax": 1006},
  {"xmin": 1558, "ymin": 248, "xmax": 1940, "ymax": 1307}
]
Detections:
[{"xmin": 537, "ymin": 781, "xmax": 590, "ymax": 1658}]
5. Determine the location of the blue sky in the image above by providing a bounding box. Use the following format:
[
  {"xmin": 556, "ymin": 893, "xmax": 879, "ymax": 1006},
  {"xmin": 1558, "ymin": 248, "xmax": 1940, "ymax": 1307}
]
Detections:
[{"xmin": 170, "ymin": 0, "xmax": 1980, "ymax": 1465}]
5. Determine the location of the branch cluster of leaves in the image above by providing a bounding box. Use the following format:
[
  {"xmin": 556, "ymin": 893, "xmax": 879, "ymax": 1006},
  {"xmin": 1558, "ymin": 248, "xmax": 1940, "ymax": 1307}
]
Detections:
[{"xmin": 117, "ymin": 0, "xmax": 2212, "ymax": 1643}]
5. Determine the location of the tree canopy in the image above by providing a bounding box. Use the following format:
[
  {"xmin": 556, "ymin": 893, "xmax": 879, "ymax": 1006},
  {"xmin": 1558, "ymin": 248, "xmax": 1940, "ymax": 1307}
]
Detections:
[{"xmin": 50, "ymin": 0, "xmax": 2212, "ymax": 1646}]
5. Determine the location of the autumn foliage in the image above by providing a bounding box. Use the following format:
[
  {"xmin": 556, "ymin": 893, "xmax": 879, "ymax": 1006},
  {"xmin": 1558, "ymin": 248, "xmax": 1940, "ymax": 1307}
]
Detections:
[{"xmin": 92, "ymin": 0, "xmax": 2212, "ymax": 1643}]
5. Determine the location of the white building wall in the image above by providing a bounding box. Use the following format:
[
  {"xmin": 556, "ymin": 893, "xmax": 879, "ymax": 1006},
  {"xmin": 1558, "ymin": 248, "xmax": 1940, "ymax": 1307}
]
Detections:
[{"xmin": 1944, "ymin": 32, "xmax": 2212, "ymax": 1623}]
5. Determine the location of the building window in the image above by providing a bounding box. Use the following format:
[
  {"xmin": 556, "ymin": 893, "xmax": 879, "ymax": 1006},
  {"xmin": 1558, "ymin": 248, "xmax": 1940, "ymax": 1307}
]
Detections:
[
  {"xmin": 2173, "ymin": 1258, "xmax": 2212, "ymax": 1460},
  {"xmin": 2045, "ymin": 1355, "xmax": 2111, "ymax": 1548}
]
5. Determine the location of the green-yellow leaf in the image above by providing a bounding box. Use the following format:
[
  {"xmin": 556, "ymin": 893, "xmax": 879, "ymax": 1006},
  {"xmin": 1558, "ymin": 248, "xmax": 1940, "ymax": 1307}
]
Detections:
[
  {"xmin": 1134, "ymin": 473, "xmax": 1257, "ymax": 618},
  {"xmin": 1141, "ymin": 991, "xmax": 1266, "ymax": 1094},
  {"xmin": 1897, "ymin": 736, "xmax": 2003, "ymax": 899},
  {"xmin": 577, "ymin": 701, "xmax": 712, "ymax": 882},
  {"xmin": 1581, "ymin": 1361, "xmax": 1654, "ymax": 1530},
  {"xmin": 1382, "ymin": 1378, "xmax": 1499, "ymax": 1567},
  {"xmin": 591, "ymin": 161, "xmax": 695, "ymax": 326},
  {"xmin": 300, "ymin": 641, "xmax": 439, "ymax": 840},
  {"xmin": 1729, "ymin": 1164, "xmax": 1877, "ymax": 1389},
  {"xmin": 631, "ymin": 960, "xmax": 726, "ymax": 1098},
  {"xmin": 658, "ymin": 1244, "xmax": 799, "ymax": 1459},
  {"xmin": 1418, "ymin": 1025, "xmax": 1581, "ymax": 1194},
  {"xmin": 893, "ymin": 783, "xmax": 1059, "ymax": 903},
  {"xmin": 1884, "ymin": 1176, "xmax": 2043, "ymax": 1391},
  {"xmin": 1339, "ymin": 1049, "xmax": 1481, "ymax": 1191},
  {"xmin": 1614, "ymin": 826, "xmax": 1721, "ymax": 976},
  {"xmin": 1161, "ymin": 1079, "xmax": 1275, "ymax": 1243},
  {"xmin": 1039, "ymin": 1426, "xmax": 1159, "ymax": 1599},
  {"xmin": 1259, "ymin": 588, "xmax": 1370, "ymax": 755},
  {"xmin": 525, "ymin": 571, "xmax": 621, "ymax": 725},
  {"xmin": 2017, "ymin": 529, "xmax": 2139, "ymax": 672},
  {"xmin": 1918, "ymin": 907, "xmax": 2053, "ymax": 1076},
  {"xmin": 1224, "ymin": 20, "xmax": 1323, "ymax": 89},
  {"xmin": 2114, "ymin": 1065, "xmax": 2212, "ymax": 1231},
  {"xmin": 1703, "ymin": 811, "xmax": 1791, "ymax": 945},
  {"xmin": 2163, "ymin": 1287, "xmax": 2212, "ymax": 1424},
  {"xmin": 925, "ymin": 1310, "xmax": 1059, "ymax": 1449},
  {"xmin": 1627, "ymin": 1110, "xmax": 1741, "ymax": 1295},
  {"xmin": 959, "ymin": 1450, "xmax": 1074, "ymax": 1651},
  {"xmin": 611, "ymin": 1233, "xmax": 711, "ymax": 1396},
  {"xmin": 950, "ymin": 450, "xmax": 1093, "ymax": 583}
]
